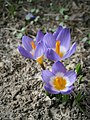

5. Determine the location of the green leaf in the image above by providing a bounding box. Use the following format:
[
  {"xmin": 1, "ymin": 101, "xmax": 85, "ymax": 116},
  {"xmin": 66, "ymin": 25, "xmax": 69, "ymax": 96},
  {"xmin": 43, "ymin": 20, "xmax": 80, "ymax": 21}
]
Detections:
[
  {"xmin": 59, "ymin": 8, "xmax": 66, "ymax": 15},
  {"xmin": 64, "ymin": 15, "xmax": 69, "ymax": 20},
  {"xmin": 76, "ymin": 101, "xmax": 84, "ymax": 113},
  {"xmin": 60, "ymin": 22, "xmax": 64, "ymax": 26},
  {"xmin": 62, "ymin": 94, "xmax": 69, "ymax": 103},
  {"xmin": 16, "ymin": 33, "xmax": 23, "ymax": 39},
  {"xmin": 75, "ymin": 91, "xmax": 85, "ymax": 103},
  {"xmin": 31, "ymin": 8, "xmax": 36, "ymax": 13},
  {"xmin": 82, "ymin": 35, "xmax": 90, "ymax": 44},
  {"xmin": 78, "ymin": 75, "xmax": 83, "ymax": 84},
  {"xmin": 86, "ymin": 40, "xmax": 90, "ymax": 44},
  {"xmin": 75, "ymin": 63, "xmax": 82, "ymax": 75},
  {"xmin": 56, "ymin": 94, "xmax": 62, "ymax": 100},
  {"xmin": 35, "ymin": 9, "xmax": 39, "ymax": 13},
  {"xmin": 45, "ymin": 91, "xmax": 50, "ymax": 96},
  {"xmin": 75, "ymin": 92, "xmax": 85, "ymax": 113}
]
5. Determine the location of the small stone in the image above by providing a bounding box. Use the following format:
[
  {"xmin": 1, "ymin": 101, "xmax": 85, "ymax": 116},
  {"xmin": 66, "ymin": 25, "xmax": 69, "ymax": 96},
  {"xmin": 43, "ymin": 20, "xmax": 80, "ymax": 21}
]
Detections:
[
  {"xmin": 44, "ymin": 96, "xmax": 51, "ymax": 106},
  {"xmin": 0, "ymin": 62, "xmax": 4, "ymax": 68}
]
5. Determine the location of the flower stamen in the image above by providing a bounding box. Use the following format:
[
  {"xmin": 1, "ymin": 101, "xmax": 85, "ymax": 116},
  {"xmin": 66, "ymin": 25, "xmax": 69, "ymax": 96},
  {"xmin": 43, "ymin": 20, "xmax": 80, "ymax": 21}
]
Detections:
[
  {"xmin": 53, "ymin": 77, "xmax": 66, "ymax": 90},
  {"xmin": 36, "ymin": 55, "xmax": 43, "ymax": 65},
  {"xmin": 56, "ymin": 41, "xmax": 60, "ymax": 55},
  {"xmin": 55, "ymin": 41, "xmax": 64, "ymax": 58},
  {"xmin": 30, "ymin": 41, "xmax": 36, "ymax": 50}
]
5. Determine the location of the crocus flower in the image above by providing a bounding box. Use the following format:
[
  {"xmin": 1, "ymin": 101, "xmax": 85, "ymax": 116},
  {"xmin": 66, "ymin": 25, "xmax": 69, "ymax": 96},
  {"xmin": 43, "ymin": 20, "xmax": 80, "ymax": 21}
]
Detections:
[
  {"xmin": 18, "ymin": 30, "xmax": 45, "ymax": 65},
  {"xmin": 43, "ymin": 26, "xmax": 76, "ymax": 61},
  {"xmin": 42, "ymin": 61, "xmax": 76, "ymax": 94},
  {"xmin": 25, "ymin": 13, "xmax": 35, "ymax": 21}
]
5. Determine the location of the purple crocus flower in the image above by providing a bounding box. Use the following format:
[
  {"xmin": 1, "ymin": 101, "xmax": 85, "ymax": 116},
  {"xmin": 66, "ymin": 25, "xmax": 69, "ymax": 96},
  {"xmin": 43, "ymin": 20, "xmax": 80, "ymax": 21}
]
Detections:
[
  {"xmin": 25, "ymin": 13, "xmax": 35, "ymax": 20},
  {"xmin": 18, "ymin": 30, "xmax": 45, "ymax": 65},
  {"xmin": 42, "ymin": 61, "xmax": 76, "ymax": 94},
  {"xmin": 43, "ymin": 26, "xmax": 76, "ymax": 61}
]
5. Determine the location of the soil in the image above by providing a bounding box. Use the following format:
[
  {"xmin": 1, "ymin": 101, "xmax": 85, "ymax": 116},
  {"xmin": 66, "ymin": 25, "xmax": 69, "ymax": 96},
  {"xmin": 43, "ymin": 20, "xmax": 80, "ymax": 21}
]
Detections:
[{"xmin": 0, "ymin": 0, "xmax": 90, "ymax": 120}]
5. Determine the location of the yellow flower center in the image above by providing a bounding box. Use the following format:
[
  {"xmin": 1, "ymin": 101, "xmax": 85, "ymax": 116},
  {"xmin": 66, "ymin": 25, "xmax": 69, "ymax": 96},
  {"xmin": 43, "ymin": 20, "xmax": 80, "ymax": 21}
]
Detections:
[
  {"xmin": 36, "ymin": 55, "xmax": 43, "ymax": 65},
  {"xmin": 55, "ymin": 41, "xmax": 64, "ymax": 58},
  {"xmin": 30, "ymin": 41, "xmax": 36, "ymax": 50},
  {"xmin": 53, "ymin": 77, "xmax": 66, "ymax": 90}
]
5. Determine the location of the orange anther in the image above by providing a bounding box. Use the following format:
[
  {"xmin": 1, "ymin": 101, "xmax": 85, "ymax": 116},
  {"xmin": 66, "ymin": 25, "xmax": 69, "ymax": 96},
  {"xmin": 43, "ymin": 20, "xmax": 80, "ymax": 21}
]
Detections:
[
  {"xmin": 53, "ymin": 77, "xmax": 66, "ymax": 90},
  {"xmin": 30, "ymin": 41, "xmax": 36, "ymax": 50},
  {"xmin": 56, "ymin": 40, "xmax": 60, "ymax": 55},
  {"xmin": 55, "ymin": 40, "xmax": 64, "ymax": 58},
  {"xmin": 36, "ymin": 56, "xmax": 43, "ymax": 65}
]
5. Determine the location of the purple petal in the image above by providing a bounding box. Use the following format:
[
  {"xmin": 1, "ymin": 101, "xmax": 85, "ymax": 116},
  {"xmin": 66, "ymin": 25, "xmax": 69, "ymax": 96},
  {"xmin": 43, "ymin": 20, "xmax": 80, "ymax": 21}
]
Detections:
[
  {"xmin": 60, "ymin": 86, "xmax": 74, "ymax": 94},
  {"xmin": 35, "ymin": 30, "xmax": 44, "ymax": 45},
  {"xmin": 64, "ymin": 70, "xmax": 77, "ymax": 86},
  {"xmin": 44, "ymin": 85, "xmax": 60, "ymax": 94},
  {"xmin": 52, "ymin": 61, "xmax": 66, "ymax": 74},
  {"xmin": 42, "ymin": 70, "xmax": 55, "ymax": 83},
  {"xmin": 53, "ymin": 26, "xmax": 63, "ymax": 39},
  {"xmin": 22, "ymin": 35, "xmax": 33, "ymax": 52},
  {"xmin": 43, "ymin": 32, "xmax": 56, "ymax": 48},
  {"xmin": 34, "ymin": 41, "xmax": 45, "ymax": 59},
  {"xmin": 56, "ymin": 28, "xmax": 71, "ymax": 51},
  {"xmin": 18, "ymin": 46, "xmax": 33, "ymax": 59},
  {"xmin": 45, "ymin": 49, "xmax": 60, "ymax": 61},
  {"xmin": 61, "ymin": 42, "xmax": 76, "ymax": 60}
]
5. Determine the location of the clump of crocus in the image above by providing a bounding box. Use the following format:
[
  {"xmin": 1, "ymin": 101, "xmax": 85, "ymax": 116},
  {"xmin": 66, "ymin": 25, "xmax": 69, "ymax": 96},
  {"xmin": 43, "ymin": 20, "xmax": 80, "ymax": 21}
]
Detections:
[
  {"xmin": 18, "ymin": 30, "xmax": 45, "ymax": 67},
  {"xmin": 18, "ymin": 25, "xmax": 77, "ymax": 94},
  {"xmin": 42, "ymin": 61, "xmax": 77, "ymax": 94},
  {"xmin": 43, "ymin": 26, "xmax": 76, "ymax": 61}
]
